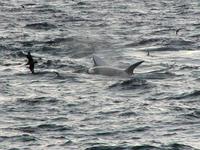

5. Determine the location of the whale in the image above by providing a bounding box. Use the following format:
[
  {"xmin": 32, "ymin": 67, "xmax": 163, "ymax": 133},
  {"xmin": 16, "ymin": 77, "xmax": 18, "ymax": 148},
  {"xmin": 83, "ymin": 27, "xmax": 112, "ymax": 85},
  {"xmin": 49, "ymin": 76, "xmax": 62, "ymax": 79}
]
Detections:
[{"xmin": 88, "ymin": 55, "xmax": 144, "ymax": 77}]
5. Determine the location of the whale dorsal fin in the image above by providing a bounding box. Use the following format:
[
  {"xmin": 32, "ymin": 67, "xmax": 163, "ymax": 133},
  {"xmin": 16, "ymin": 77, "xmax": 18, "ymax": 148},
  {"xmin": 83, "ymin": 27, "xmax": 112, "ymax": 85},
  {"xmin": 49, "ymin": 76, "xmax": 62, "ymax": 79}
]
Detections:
[
  {"xmin": 93, "ymin": 55, "xmax": 107, "ymax": 66},
  {"xmin": 125, "ymin": 61, "xmax": 144, "ymax": 75}
]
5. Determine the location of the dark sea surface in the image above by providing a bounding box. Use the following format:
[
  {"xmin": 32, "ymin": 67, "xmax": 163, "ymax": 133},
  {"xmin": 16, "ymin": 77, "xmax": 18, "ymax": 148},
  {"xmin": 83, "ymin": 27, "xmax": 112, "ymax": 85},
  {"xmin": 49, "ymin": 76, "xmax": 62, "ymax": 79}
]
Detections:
[{"xmin": 1, "ymin": 0, "xmax": 200, "ymax": 150}]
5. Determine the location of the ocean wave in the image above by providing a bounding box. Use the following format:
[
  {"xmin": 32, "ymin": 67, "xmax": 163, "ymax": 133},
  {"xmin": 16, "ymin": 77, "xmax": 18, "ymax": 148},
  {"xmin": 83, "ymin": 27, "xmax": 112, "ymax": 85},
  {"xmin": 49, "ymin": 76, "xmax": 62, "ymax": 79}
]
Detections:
[
  {"xmin": 180, "ymin": 65, "xmax": 199, "ymax": 70},
  {"xmin": 163, "ymin": 39, "xmax": 195, "ymax": 50},
  {"xmin": 184, "ymin": 110, "xmax": 200, "ymax": 119},
  {"xmin": 85, "ymin": 143, "xmax": 200, "ymax": 150},
  {"xmin": 168, "ymin": 90, "xmax": 200, "ymax": 100},
  {"xmin": 109, "ymin": 78, "xmax": 150, "ymax": 90},
  {"xmin": 85, "ymin": 145, "xmax": 160, "ymax": 150},
  {"xmin": 16, "ymin": 123, "xmax": 71, "ymax": 133},
  {"xmin": 20, "ymin": 40, "xmax": 43, "ymax": 47},
  {"xmin": 125, "ymin": 126, "xmax": 150, "ymax": 133},
  {"xmin": 164, "ymin": 143, "xmax": 200, "ymax": 150},
  {"xmin": 45, "ymin": 37, "xmax": 74, "ymax": 45},
  {"xmin": 35, "ymin": 7, "xmax": 63, "ymax": 13},
  {"xmin": 8, "ymin": 148, "xmax": 20, "ymax": 150},
  {"xmin": 76, "ymin": 2, "xmax": 89, "ymax": 6},
  {"xmin": 22, "ymin": 3, "xmax": 36, "ymax": 7},
  {"xmin": 16, "ymin": 97, "xmax": 59, "ymax": 105},
  {"xmin": 125, "ymin": 38, "xmax": 194, "ymax": 51},
  {"xmin": 25, "ymin": 22, "xmax": 57, "ymax": 30},
  {"xmin": 119, "ymin": 111, "xmax": 137, "ymax": 117},
  {"xmin": 0, "ymin": 134, "xmax": 37, "ymax": 142},
  {"xmin": 125, "ymin": 38, "xmax": 162, "ymax": 47}
]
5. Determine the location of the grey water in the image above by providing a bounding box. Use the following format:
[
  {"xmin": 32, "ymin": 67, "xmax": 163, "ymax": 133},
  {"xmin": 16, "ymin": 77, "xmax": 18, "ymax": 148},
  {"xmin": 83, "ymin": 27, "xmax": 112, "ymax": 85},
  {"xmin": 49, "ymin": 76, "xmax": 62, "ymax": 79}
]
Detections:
[{"xmin": 1, "ymin": 0, "xmax": 200, "ymax": 150}]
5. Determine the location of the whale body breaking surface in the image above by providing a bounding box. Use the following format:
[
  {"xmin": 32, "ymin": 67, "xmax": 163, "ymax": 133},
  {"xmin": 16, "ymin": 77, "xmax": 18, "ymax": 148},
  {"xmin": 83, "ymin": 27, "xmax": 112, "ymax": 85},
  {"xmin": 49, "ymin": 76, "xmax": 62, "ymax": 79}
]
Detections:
[{"xmin": 88, "ymin": 55, "xmax": 144, "ymax": 77}]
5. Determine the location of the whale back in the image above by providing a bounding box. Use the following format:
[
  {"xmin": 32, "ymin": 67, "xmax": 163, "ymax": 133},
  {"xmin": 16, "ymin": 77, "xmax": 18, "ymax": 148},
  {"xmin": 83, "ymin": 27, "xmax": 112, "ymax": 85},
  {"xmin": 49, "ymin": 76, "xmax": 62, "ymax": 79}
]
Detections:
[
  {"xmin": 89, "ymin": 55, "xmax": 144, "ymax": 77},
  {"xmin": 89, "ymin": 66, "xmax": 128, "ymax": 77},
  {"xmin": 125, "ymin": 61, "xmax": 144, "ymax": 75}
]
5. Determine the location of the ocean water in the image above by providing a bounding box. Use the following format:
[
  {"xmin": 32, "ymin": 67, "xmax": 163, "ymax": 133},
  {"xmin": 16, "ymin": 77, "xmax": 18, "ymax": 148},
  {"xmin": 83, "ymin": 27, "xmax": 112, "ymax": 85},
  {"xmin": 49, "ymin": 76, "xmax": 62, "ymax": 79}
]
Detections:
[{"xmin": 1, "ymin": 0, "xmax": 200, "ymax": 150}]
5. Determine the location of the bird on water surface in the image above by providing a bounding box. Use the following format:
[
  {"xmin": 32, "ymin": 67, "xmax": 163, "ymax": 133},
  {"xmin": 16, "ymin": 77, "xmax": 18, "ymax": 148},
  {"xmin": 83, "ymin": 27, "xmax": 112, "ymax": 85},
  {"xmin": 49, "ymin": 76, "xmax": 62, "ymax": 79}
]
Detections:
[
  {"xmin": 175, "ymin": 28, "xmax": 182, "ymax": 35},
  {"xmin": 26, "ymin": 52, "xmax": 37, "ymax": 74}
]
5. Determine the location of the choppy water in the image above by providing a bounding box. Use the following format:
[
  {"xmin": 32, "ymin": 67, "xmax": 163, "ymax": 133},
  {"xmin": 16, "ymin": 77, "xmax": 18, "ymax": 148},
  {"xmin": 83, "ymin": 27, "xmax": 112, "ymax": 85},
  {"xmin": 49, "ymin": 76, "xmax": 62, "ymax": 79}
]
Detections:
[{"xmin": 1, "ymin": 0, "xmax": 200, "ymax": 149}]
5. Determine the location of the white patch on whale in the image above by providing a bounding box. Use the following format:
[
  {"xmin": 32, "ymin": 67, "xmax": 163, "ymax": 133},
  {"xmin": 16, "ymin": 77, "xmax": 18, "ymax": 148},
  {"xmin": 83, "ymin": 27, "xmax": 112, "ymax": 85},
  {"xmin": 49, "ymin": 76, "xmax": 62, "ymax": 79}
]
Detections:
[{"xmin": 88, "ymin": 55, "xmax": 144, "ymax": 77}]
